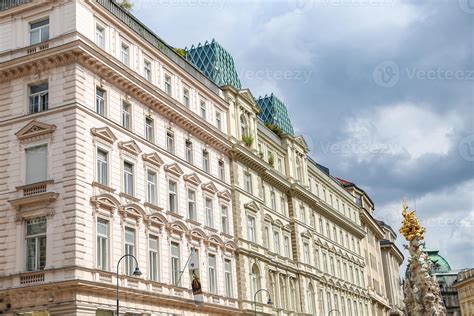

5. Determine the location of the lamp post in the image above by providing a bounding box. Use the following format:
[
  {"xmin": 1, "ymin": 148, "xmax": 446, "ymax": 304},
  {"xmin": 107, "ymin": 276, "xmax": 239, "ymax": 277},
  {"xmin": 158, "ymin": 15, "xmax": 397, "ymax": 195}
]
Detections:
[
  {"xmin": 328, "ymin": 309, "xmax": 342, "ymax": 316},
  {"xmin": 116, "ymin": 254, "xmax": 142, "ymax": 316},
  {"xmin": 253, "ymin": 288, "xmax": 273, "ymax": 316}
]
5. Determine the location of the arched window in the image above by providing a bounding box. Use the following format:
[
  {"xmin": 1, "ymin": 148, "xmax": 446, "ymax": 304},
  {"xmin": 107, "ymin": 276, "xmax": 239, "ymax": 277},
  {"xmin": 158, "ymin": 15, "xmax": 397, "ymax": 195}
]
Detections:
[
  {"xmin": 290, "ymin": 278, "xmax": 297, "ymax": 311},
  {"xmin": 250, "ymin": 264, "xmax": 261, "ymax": 302},
  {"xmin": 280, "ymin": 275, "xmax": 287, "ymax": 310},
  {"xmin": 240, "ymin": 115, "xmax": 248, "ymax": 137},
  {"xmin": 307, "ymin": 283, "xmax": 316, "ymax": 314}
]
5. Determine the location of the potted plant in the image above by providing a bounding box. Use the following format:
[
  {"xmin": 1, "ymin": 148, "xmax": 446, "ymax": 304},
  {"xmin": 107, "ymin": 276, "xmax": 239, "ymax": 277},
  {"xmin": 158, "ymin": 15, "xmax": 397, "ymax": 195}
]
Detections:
[{"xmin": 242, "ymin": 134, "xmax": 254, "ymax": 147}]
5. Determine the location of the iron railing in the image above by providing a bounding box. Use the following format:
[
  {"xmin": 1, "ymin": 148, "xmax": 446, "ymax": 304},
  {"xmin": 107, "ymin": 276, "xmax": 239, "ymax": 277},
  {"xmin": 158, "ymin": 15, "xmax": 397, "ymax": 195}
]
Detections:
[{"xmin": 0, "ymin": 0, "xmax": 31, "ymax": 11}]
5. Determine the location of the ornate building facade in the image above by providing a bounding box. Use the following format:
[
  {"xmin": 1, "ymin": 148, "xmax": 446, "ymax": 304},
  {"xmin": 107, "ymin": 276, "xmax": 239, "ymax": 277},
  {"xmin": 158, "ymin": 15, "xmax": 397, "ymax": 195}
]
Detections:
[{"xmin": 0, "ymin": 1, "xmax": 404, "ymax": 315}]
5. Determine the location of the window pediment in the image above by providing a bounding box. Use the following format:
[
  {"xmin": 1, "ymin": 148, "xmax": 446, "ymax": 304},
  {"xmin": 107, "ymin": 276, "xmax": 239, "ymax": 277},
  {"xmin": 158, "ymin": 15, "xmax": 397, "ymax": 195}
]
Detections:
[
  {"xmin": 118, "ymin": 140, "xmax": 141, "ymax": 156},
  {"xmin": 16, "ymin": 120, "xmax": 56, "ymax": 143},
  {"xmin": 91, "ymin": 127, "xmax": 117, "ymax": 144},
  {"xmin": 217, "ymin": 190, "xmax": 231, "ymax": 202},
  {"xmin": 183, "ymin": 173, "xmax": 202, "ymax": 186},
  {"xmin": 164, "ymin": 163, "xmax": 183, "ymax": 177},
  {"xmin": 244, "ymin": 201, "xmax": 260, "ymax": 213},
  {"xmin": 301, "ymin": 230, "xmax": 312, "ymax": 239},
  {"xmin": 201, "ymin": 182, "xmax": 218, "ymax": 195},
  {"xmin": 142, "ymin": 152, "xmax": 164, "ymax": 168}
]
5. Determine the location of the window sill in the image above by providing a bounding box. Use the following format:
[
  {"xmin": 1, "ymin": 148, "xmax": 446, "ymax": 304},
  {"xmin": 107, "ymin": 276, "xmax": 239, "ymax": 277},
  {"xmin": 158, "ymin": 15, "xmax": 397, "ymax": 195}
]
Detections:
[
  {"xmin": 204, "ymin": 226, "xmax": 218, "ymax": 233},
  {"xmin": 92, "ymin": 181, "xmax": 115, "ymax": 193},
  {"xmin": 166, "ymin": 211, "xmax": 183, "ymax": 220},
  {"xmin": 9, "ymin": 191, "xmax": 58, "ymax": 209},
  {"xmin": 186, "ymin": 218, "xmax": 201, "ymax": 226},
  {"xmin": 144, "ymin": 202, "xmax": 163, "ymax": 212},
  {"xmin": 119, "ymin": 192, "xmax": 140, "ymax": 203}
]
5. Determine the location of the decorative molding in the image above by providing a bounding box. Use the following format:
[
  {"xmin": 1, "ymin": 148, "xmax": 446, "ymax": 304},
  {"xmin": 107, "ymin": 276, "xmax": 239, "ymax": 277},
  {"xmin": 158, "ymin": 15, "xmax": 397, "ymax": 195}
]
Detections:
[
  {"xmin": 91, "ymin": 127, "xmax": 117, "ymax": 144},
  {"xmin": 244, "ymin": 201, "xmax": 260, "ymax": 213},
  {"xmin": 217, "ymin": 190, "xmax": 232, "ymax": 202},
  {"xmin": 183, "ymin": 173, "xmax": 202, "ymax": 186},
  {"xmin": 142, "ymin": 152, "xmax": 164, "ymax": 168},
  {"xmin": 164, "ymin": 163, "xmax": 184, "ymax": 177},
  {"xmin": 8, "ymin": 192, "xmax": 59, "ymax": 209},
  {"xmin": 118, "ymin": 140, "xmax": 142, "ymax": 156},
  {"xmin": 201, "ymin": 182, "xmax": 218, "ymax": 195},
  {"xmin": 15, "ymin": 120, "xmax": 56, "ymax": 143}
]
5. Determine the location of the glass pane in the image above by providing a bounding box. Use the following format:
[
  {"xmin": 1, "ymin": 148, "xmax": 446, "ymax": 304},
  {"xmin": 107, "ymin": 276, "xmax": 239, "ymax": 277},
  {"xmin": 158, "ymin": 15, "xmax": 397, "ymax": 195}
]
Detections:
[
  {"xmin": 26, "ymin": 145, "xmax": 47, "ymax": 184},
  {"xmin": 125, "ymin": 228, "xmax": 135, "ymax": 244},
  {"xmin": 26, "ymin": 217, "xmax": 47, "ymax": 236}
]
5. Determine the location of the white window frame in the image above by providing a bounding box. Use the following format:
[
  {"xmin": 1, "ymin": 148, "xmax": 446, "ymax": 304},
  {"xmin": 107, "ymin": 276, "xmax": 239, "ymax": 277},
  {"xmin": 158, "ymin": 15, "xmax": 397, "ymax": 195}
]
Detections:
[
  {"xmin": 28, "ymin": 81, "xmax": 49, "ymax": 114},
  {"xmin": 96, "ymin": 147, "xmax": 109, "ymax": 186},
  {"xmin": 149, "ymin": 235, "xmax": 159, "ymax": 281},
  {"xmin": 168, "ymin": 179, "xmax": 178, "ymax": 213},
  {"xmin": 96, "ymin": 217, "xmax": 109, "ymax": 270},
  {"xmin": 187, "ymin": 189, "xmax": 196, "ymax": 221},
  {"xmin": 25, "ymin": 217, "xmax": 47, "ymax": 271},
  {"xmin": 147, "ymin": 169, "xmax": 157, "ymax": 204},
  {"xmin": 145, "ymin": 116, "xmax": 154, "ymax": 143},
  {"xmin": 123, "ymin": 160, "xmax": 134, "ymax": 196},
  {"xmin": 121, "ymin": 101, "xmax": 131, "ymax": 130},
  {"xmin": 208, "ymin": 253, "xmax": 217, "ymax": 294},
  {"xmin": 25, "ymin": 143, "xmax": 48, "ymax": 184},
  {"xmin": 166, "ymin": 130, "xmax": 175, "ymax": 154},
  {"xmin": 202, "ymin": 150, "xmax": 210, "ymax": 173},
  {"xmin": 143, "ymin": 58, "xmax": 152, "ymax": 81},
  {"xmin": 185, "ymin": 140, "xmax": 193, "ymax": 164},
  {"xmin": 124, "ymin": 227, "xmax": 136, "ymax": 275},
  {"xmin": 205, "ymin": 197, "xmax": 214, "ymax": 228},
  {"xmin": 95, "ymin": 23, "xmax": 105, "ymax": 49},
  {"xmin": 164, "ymin": 74, "xmax": 172, "ymax": 96},
  {"xmin": 247, "ymin": 215, "xmax": 256, "ymax": 242},
  {"xmin": 29, "ymin": 18, "xmax": 49, "ymax": 45},
  {"xmin": 121, "ymin": 41, "xmax": 130, "ymax": 66},
  {"xmin": 96, "ymin": 86, "xmax": 106, "ymax": 116}
]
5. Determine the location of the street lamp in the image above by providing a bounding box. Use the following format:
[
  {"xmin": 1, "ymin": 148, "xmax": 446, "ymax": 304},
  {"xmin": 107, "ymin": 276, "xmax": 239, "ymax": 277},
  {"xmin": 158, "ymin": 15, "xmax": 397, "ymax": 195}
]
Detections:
[
  {"xmin": 116, "ymin": 254, "xmax": 142, "ymax": 316},
  {"xmin": 328, "ymin": 309, "xmax": 342, "ymax": 316},
  {"xmin": 253, "ymin": 288, "xmax": 273, "ymax": 316}
]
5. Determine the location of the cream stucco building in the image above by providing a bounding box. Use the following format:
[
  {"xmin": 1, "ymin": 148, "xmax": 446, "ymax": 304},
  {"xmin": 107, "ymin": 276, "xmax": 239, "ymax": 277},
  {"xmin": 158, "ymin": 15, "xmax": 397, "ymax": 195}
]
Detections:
[{"xmin": 0, "ymin": 1, "xmax": 404, "ymax": 315}]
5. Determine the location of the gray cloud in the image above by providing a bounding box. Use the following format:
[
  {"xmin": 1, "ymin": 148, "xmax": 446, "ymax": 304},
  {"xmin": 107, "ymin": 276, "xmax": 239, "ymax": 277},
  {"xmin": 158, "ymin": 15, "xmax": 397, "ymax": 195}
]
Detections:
[{"xmin": 134, "ymin": 0, "xmax": 474, "ymax": 269}]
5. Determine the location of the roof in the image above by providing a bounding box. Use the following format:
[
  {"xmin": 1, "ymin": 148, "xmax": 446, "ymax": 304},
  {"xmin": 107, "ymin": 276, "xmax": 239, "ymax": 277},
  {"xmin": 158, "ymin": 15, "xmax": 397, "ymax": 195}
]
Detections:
[
  {"xmin": 425, "ymin": 249, "xmax": 452, "ymax": 274},
  {"xmin": 256, "ymin": 93, "xmax": 295, "ymax": 136},
  {"xmin": 185, "ymin": 39, "xmax": 242, "ymax": 89},
  {"xmin": 336, "ymin": 177, "xmax": 375, "ymax": 206}
]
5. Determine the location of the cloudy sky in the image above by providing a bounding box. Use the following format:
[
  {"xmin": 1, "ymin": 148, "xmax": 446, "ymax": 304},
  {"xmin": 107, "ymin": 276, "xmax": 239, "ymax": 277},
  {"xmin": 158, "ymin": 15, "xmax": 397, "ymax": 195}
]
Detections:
[{"xmin": 132, "ymin": 0, "xmax": 473, "ymax": 270}]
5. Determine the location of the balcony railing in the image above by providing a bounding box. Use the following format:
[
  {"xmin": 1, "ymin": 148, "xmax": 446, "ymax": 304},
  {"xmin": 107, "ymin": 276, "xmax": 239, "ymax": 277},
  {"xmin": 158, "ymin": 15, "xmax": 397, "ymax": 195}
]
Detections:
[{"xmin": 0, "ymin": 0, "xmax": 31, "ymax": 11}]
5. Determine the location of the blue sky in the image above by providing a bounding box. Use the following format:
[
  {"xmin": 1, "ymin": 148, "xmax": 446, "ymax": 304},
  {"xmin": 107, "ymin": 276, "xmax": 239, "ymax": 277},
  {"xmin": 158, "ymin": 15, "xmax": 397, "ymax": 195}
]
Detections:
[{"xmin": 132, "ymin": 0, "xmax": 474, "ymax": 270}]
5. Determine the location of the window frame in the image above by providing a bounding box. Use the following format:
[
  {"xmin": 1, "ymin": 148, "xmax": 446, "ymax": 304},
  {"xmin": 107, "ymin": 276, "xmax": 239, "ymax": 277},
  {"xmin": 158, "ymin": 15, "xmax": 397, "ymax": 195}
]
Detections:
[
  {"xmin": 29, "ymin": 18, "xmax": 49, "ymax": 45},
  {"xmin": 25, "ymin": 217, "xmax": 47, "ymax": 271},
  {"xmin": 145, "ymin": 116, "xmax": 155, "ymax": 143},
  {"xmin": 28, "ymin": 81, "xmax": 49, "ymax": 114},
  {"xmin": 123, "ymin": 160, "xmax": 135, "ymax": 196}
]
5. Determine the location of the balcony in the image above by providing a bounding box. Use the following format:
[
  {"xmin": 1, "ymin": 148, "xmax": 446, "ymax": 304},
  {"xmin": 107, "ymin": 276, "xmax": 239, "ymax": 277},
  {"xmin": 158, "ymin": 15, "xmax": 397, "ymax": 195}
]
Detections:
[{"xmin": 9, "ymin": 180, "xmax": 58, "ymax": 209}]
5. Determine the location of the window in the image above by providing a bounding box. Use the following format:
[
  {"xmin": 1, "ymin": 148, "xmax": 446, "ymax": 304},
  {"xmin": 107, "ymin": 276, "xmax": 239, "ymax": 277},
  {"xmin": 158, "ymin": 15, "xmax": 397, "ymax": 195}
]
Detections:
[
  {"xmin": 187, "ymin": 189, "xmax": 196, "ymax": 221},
  {"xmin": 164, "ymin": 74, "xmax": 172, "ymax": 95},
  {"xmin": 330, "ymin": 257, "xmax": 335, "ymax": 275},
  {"xmin": 26, "ymin": 144, "xmax": 47, "ymax": 184},
  {"xmin": 95, "ymin": 24, "xmax": 105, "ymax": 48},
  {"xmin": 121, "ymin": 42, "xmax": 129, "ymax": 65},
  {"xmin": 202, "ymin": 150, "xmax": 209, "ymax": 173},
  {"xmin": 147, "ymin": 170, "xmax": 157, "ymax": 204},
  {"xmin": 319, "ymin": 218, "xmax": 324, "ymax": 235},
  {"xmin": 337, "ymin": 260, "xmax": 341, "ymax": 278},
  {"xmin": 25, "ymin": 217, "xmax": 46, "ymax": 271},
  {"xmin": 29, "ymin": 82, "xmax": 48, "ymax": 113},
  {"xmin": 319, "ymin": 289, "xmax": 325, "ymax": 315},
  {"xmin": 215, "ymin": 111, "xmax": 222, "ymax": 130},
  {"xmin": 95, "ymin": 87, "xmax": 106, "ymax": 116},
  {"xmin": 149, "ymin": 235, "xmax": 159, "ymax": 281},
  {"xmin": 97, "ymin": 218, "xmax": 108, "ymax": 270},
  {"xmin": 307, "ymin": 284, "xmax": 316, "ymax": 314},
  {"xmin": 123, "ymin": 161, "xmax": 134, "ymax": 196},
  {"xmin": 273, "ymin": 231, "xmax": 280, "ymax": 254},
  {"xmin": 240, "ymin": 115, "xmax": 248, "ymax": 137},
  {"xmin": 300, "ymin": 206, "xmax": 306, "ymax": 222},
  {"xmin": 182, "ymin": 87, "xmax": 190, "ymax": 107},
  {"xmin": 166, "ymin": 130, "xmax": 175, "ymax": 154},
  {"xmin": 224, "ymin": 259, "xmax": 233, "ymax": 297},
  {"xmin": 247, "ymin": 215, "xmax": 256, "ymax": 242},
  {"xmin": 280, "ymin": 197, "xmax": 286, "ymax": 215},
  {"xmin": 218, "ymin": 160, "xmax": 225, "ymax": 181},
  {"xmin": 244, "ymin": 172, "xmax": 252, "ymax": 194},
  {"xmin": 168, "ymin": 180, "xmax": 177, "ymax": 212},
  {"xmin": 250, "ymin": 265, "xmax": 260, "ymax": 302},
  {"xmin": 30, "ymin": 18, "xmax": 49, "ymax": 45},
  {"xmin": 270, "ymin": 191, "xmax": 276, "ymax": 210},
  {"xmin": 205, "ymin": 198, "xmax": 214, "ymax": 228},
  {"xmin": 208, "ymin": 254, "xmax": 217, "ymax": 294},
  {"xmin": 121, "ymin": 101, "xmax": 131, "ymax": 130},
  {"xmin": 124, "ymin": 227, "xmax": 135, "ymax": 275},
  {"xmin": 96, "ymin": 148, "xmax": 108, "ymax": 185},
  {"xmin": 310, "ymin": 212, "xmax": 316, "ymax": 228},
  {"xmin": 145, "ymin": 117, "xmax": 154, "ymax": 142},
  {"xmin": 284, "ymin": 236, "xmax": 290, "ymax": 258},
  {"xmin": 333, "ymin": 226, "xmax": 337, "ymax": 243},
  {"xmin": 200, "ymin": 100, "xmax": 207, "ymax": 119},
  {"xmin": 185, "ymin": 140, "xmax": 193, "ymax": 164},
  {"xmin": 143, "ymin": 59, "xmax": 152, "ymax": 81},
  {"xmin": 314, "ymin": 249, "xmax": 320, "ymax": 268},
  {"xmin": 326, "ymin": 223, "xmax": 331, "ymax": 239},
  {"xmin": 221, "ymin": 205, "xmax": 229, "ymax": 234},
  {"xmin": 323, "ymin": 253, "xmax": 328, "ymax": 272},
  {"xmin": 303, "ymin": 243, "xmax": 310, "ymax": 264},
  {"xmin": 264, "ymin": 226, "xmax": 270, "ymax": 248},
  {"xmin": 277, "ymin": 157, "xmax": 283, "ymax": 173},
  {"xmin": 171, "ymin": 242, "xmax": 180, "ymax": 286}
]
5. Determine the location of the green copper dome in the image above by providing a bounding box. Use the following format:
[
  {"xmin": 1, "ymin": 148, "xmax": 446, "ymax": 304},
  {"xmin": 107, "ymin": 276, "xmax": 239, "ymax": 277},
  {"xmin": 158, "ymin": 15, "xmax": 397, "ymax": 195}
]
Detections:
[{"xmin": 425, "ymin": 249, "xmax": 451, "ymax": 274}]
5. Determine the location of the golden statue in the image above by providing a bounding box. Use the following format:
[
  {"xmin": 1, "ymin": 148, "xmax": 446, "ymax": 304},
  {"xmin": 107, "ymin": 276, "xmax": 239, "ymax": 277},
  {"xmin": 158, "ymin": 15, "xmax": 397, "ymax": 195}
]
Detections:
[{"xmin": 399, "ymin": 201, "xmax": 425, "ymax": 241}]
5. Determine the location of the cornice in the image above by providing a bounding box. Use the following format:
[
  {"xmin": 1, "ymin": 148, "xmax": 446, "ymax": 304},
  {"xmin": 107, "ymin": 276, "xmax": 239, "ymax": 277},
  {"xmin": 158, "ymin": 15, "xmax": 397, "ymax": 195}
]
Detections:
[{"xmin": 0, "ymin": 38, "xmax": 233, "ymax": 155}]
